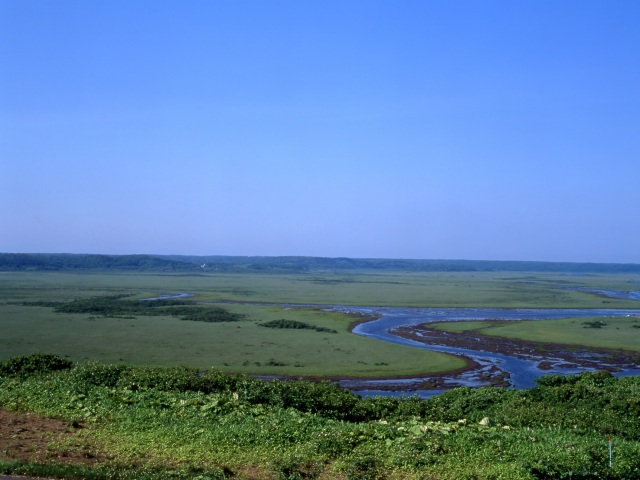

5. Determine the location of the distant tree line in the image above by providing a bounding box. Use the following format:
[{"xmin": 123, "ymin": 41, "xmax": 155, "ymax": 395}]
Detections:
[
  {"xmin": 2, "ymin": 252, "xmax": 640, "ymax": 273},
  {"xmin": 0, "ymin": 253, "xmax": 198, "ymax": 272}
]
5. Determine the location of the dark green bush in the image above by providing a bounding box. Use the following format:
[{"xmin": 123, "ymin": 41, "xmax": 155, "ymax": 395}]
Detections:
[
  {"xmin": 53, "ymin": 295, "xmax": 244, "ymax": 322},
  {"xmin": 582, "ymin": 320, "xmax": 608, "ymax": 328},
  {"xmin": 178, "ymin": 306, "xmax": 244, "ymax": 323},
  {"xmin": 0, "ymin": 353, "xmax": 73, "ymax": 378},
  {"xmin": 259, "ymin": 319, "xmax": 337, "ymax": 333},
  {"xmin": 70, "ymin": 362, "xmax": 131, "ymax": 389}
]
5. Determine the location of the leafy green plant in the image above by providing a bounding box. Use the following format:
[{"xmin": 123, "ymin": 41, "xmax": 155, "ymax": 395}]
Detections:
[
  {"xmin": 0, "ymin": 353, "xmax": 73, "ymax": 378},
  {"xmin": 4, "ymin": 356, "xmax": 640, "ymax": 479}
]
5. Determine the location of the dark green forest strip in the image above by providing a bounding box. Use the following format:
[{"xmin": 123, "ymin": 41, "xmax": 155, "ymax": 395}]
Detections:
[{"xmin": 3, "ymin": 252, "xmax": 640, "ymax": 273}]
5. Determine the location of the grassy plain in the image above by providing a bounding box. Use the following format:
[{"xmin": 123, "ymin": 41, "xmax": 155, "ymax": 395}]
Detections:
[
  {"xmin": 0, "ymin": 272, "xmax": 470, "ymax": 376},
  {"xmin": 2, "ymin": 270, "xmax": 640, "ymax": 307},
  {"xmin": 1, "ymin": 270, "xmax": 639, "ymax": 376},
  {"xmin": 0, "ymin": 302, "xmax": 462, "ymax": 376},
  {"xmin": 432, "ymin": 315, "xmax": 640, "ymax": 351}
]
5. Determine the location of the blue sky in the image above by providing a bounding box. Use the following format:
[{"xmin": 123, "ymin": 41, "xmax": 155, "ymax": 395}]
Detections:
[{"xmin": 2, "ymin": 1, "xmax": 639, "ymax": 263}]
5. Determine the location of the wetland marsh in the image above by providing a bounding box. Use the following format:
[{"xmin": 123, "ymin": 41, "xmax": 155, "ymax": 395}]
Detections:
[
  {"xmin": 2, "ymin": 269, "xmax": 640, "ymax": 390},
  {"xmin": 3, "ymin": 263, "xmax": 640, "ymax": 479}
]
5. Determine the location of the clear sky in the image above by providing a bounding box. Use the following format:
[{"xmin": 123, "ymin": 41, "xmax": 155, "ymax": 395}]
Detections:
[{"xmin": 2, "ymin": 1, "xmax": 639, "ymax": 263}]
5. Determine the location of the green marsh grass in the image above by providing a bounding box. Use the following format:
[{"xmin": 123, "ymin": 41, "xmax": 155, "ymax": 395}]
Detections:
[
  {"xmin": 1, "ymin": 270, "xmax": 639, "ymax": 376},
  {"xmin": 432, "ymin": 315, "xmax": 640, "ymax": 351},
  {"xmin": 3, "ymin": 270, "xmax": 640, "ymax": 308},
  {"xmin": 0, "ymin": 292, "xmax": 463, "ymax": 376}
]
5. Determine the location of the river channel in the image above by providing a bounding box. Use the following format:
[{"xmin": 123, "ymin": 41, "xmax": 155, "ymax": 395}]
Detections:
[
  {"xmin": 142, "ymin": 292, "xmax": 640, "ymax": 398},
  {"xmin": 335, "ymin": 305, "xmax": 640, "ymax": 397}
]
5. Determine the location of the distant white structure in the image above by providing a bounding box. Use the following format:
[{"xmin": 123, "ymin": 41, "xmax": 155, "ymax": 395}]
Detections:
[{"xmin": 201, "ymin": 263, "xmax": 207, "ymax": 269}]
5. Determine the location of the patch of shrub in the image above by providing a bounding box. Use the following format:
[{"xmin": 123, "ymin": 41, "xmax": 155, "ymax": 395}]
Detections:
[
  {"xmin": 0, "ymin": 353, "xmax": 73, "ymax": 378},
  {"xmin": 70, "ymin": 362, "xmax": 131, "ymax": 389},
  {"xmin": 51, "ymin": 295, "xmax": 244, "ymax": 323},
  {"xmin": 582, "ymin": 320, "xmax": 608, "ymax": 328},
  {"xmin": 178, "ymin": 307, "xmax": 244, "ymax": 323},
  {"xmin": 259, "ymin": 319, "xmax": 337, "ymax": 333},
  {"xmin": 265, "ymin": 359, "xmax": 289, "ymax": 366}
]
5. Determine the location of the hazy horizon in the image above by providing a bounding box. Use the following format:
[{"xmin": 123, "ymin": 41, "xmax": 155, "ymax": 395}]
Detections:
[
  {"xmin": 3, "ymin": 1, "xmax": 639, "ymax": 264},
  {"xmin": 4, "ymin": 251, "xmax": 640, "ymax": 267}
]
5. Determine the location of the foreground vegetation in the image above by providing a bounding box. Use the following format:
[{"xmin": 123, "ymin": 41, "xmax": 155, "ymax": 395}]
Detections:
[{"xmin": 2, "ymin": 354, "xmax": 640, "ymax": 479}]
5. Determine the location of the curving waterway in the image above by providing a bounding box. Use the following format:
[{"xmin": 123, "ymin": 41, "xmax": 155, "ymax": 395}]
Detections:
[
  {"xmin": 142, "ymin": 291, "xmax": 640, "ymax": 397},
  {"xmin": 334, "ymin": 305, "xmax": 640, "ymax": 397}
]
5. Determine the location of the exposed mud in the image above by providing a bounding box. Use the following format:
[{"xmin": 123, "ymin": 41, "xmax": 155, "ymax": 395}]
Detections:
[
  {"xmin": 393, "ymin": 322, "xmax": 640, "ymax": 374},
  {"xmin": 0, "ymin": 409, "xmax": 109, "ymax": 467}
]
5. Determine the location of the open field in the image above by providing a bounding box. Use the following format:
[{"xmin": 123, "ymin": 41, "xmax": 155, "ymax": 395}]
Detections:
[
  {"xmin": 0, "ymin": 302, "xmax": 462, "ymax": 376},
  {"xmin": 2, "ymin": 270, "xmax": 640, "ymax": 307},
  {"xmin": 1, "ymin": 270, "xmax": 639, "ymax": 377},
  {"xmin": 431, "ymin": 315, "xmax": 640, "ymax": 352},
  {"xmin": 0, "ymin": 272, "xmax": 469, "ymax": 376}
]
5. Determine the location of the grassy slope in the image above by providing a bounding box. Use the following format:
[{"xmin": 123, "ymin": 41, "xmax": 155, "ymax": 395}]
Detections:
[{"xmin": 2, "ymin": 361, "xmax": 640, "ymax": 480}]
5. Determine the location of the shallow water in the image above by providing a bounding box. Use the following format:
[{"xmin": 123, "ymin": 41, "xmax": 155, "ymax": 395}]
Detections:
[
  {"xmin": 338, "ymin": 306, "xmax": 640, "ymax": 396},
  {"xmin": 140, "ymin": 292, "xmax": 194, "ymax": 301},
  {"xmin": 141, "ymin": 292, "xmax": 640, "ymax": 397}
]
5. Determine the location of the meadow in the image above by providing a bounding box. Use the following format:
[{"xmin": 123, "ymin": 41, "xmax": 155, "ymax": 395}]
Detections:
[
  {"xmin": 2, "ymin": 270, "xmax": 639, "ymax": 377},
  {"xmin": 0, "ymin": 271, "xmax": 467, "ymax": 376}
]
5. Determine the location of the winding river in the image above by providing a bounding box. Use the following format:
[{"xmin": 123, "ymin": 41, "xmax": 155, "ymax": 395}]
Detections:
[
  {"xmin": 336, "ymin": 305, "xmax": 640, "ymax": 397},
  {"xmin": 143, "ymin": 290, "xmax": 640, "ymax": 397}
]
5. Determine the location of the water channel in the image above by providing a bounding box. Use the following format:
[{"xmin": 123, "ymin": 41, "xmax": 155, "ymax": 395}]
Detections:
[
  {"xmin": 142, "ymin": 290, "xmax": 640, "ymax": 398},
  {"xmin": 336, "ymin": 305, "xmax": 640, "ymax": 397}
]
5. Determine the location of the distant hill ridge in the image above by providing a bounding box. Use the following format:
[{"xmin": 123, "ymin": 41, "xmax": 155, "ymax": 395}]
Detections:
[
  {"xmin": 1, "ymin": 252, "xmax": 640, "ymax": 273},
  {"xmin": 0, "ymin": 253, "xmax": 193, "ymax": 272}
]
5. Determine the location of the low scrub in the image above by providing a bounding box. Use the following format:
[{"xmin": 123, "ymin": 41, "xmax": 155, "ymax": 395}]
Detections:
[
  {"xmin": 0, "ymin": 353, "xmax": 73, "ymax": 378},
  {"xmin": 26, "ymin": 294, "xmax": 245, "ymax": 323},
  {"xmin": 2, "ymin": 354, "xmax": 640, "ymax": 479},
  {"xmin": 258, "ymin": 319, "xmax": 337, "ymax": 333}
]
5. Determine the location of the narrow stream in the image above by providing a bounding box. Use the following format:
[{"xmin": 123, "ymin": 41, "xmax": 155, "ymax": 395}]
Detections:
[
  {"xmin": 141, "ymin": 291, "xmax": 640, "ymax": 397},
  {"xmin": 338, "ymin": 306, "xmax": 640, "ymax": 397}
]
